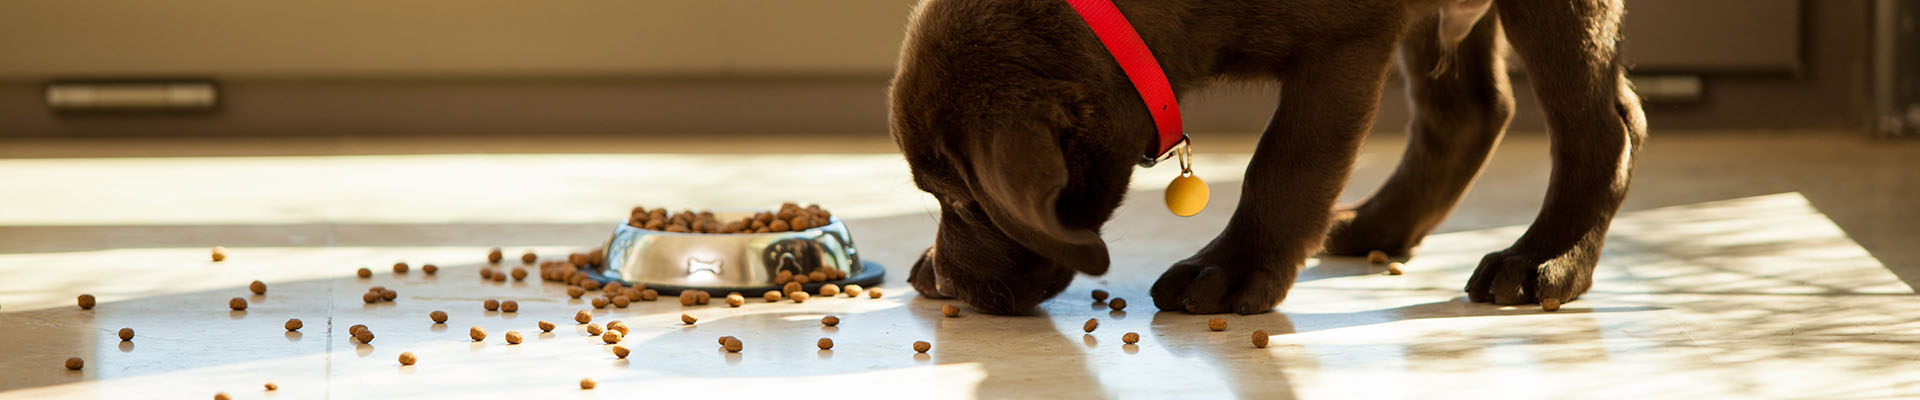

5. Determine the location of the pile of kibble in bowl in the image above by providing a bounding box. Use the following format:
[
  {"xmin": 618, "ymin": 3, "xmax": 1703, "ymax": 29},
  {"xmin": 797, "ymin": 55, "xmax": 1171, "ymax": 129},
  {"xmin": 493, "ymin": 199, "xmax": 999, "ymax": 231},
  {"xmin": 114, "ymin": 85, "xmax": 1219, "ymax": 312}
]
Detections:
[{"xmin": 628, "ymin": 202, "xmax": 832, "ymax": 234}]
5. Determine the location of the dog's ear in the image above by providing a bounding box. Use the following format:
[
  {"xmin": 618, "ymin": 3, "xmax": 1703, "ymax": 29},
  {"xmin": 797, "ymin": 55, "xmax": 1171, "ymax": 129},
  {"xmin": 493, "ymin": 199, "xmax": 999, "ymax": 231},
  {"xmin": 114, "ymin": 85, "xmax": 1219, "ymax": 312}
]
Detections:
[{"xmin": 960, "ymin": 83, "xmax": 1110, "ymax": 276}]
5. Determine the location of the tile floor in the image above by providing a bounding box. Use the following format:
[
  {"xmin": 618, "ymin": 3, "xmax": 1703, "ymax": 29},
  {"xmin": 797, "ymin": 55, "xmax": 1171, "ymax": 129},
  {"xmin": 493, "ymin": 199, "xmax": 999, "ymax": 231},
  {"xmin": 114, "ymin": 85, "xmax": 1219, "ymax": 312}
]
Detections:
[{"xmin": 1, "ymin": 131, "xmax": 1916, "ymax": 399}]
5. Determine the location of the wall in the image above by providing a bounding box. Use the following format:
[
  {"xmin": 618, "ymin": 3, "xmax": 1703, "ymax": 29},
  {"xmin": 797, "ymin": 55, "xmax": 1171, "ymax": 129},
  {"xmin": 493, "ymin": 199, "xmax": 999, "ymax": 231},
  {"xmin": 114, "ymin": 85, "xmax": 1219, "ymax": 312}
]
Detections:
[{"xmin": 0, "ymin": 0, "xmax": 1877, "ymax": 137}]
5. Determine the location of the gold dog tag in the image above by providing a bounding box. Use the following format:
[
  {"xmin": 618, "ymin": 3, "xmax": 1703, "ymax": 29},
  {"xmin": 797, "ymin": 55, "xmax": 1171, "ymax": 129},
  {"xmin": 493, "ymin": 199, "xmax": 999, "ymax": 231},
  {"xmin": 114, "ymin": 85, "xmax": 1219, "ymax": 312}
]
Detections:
[{"xmin": 1163, "ymin": 143, "xmax": 1208, "ymax": 217}]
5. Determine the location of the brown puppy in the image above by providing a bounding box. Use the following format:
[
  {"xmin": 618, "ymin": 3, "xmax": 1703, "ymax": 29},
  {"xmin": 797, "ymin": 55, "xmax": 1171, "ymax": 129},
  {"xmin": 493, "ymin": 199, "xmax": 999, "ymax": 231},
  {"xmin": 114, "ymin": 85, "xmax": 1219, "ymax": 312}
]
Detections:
[{"xmin": 889, "ymin": 0, "xmax": 1646, "ymax": 314}]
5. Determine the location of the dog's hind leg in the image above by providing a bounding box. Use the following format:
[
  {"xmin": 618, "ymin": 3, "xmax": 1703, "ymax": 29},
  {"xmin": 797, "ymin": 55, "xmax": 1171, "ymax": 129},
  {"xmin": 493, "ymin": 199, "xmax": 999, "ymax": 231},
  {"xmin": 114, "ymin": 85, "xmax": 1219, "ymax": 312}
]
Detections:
[
  {"xmin": 1465, "ymin": 0, "xmax": 1646, "ymax": 309},
  {"xmin": 1323, "ymin": 8, "xmax": 1512, "ymax": 258}
]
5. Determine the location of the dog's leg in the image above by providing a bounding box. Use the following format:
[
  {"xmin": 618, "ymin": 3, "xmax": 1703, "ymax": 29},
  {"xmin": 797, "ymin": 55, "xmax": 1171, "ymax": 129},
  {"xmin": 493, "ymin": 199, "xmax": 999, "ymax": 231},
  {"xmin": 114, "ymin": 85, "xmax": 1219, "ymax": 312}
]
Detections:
[
  {"xmin": 1152, "ymin": 42, "xmax": 1399, "ymax": 315},
  {"xmin": 1324, "ymin": 9, "xmax": 1513, "ymax": 258},
  {"xmin": 1466, "ymin": 0, "xmax": 1646, "ymax": 308}
]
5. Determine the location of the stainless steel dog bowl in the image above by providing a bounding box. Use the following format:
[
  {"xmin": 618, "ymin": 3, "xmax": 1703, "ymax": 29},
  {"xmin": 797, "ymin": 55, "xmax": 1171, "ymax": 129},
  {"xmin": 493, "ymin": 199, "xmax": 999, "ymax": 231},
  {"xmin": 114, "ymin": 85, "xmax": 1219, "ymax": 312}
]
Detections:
[{"xmin": 579, "ymin": 214, "xmax": 883, "ymax": 293}]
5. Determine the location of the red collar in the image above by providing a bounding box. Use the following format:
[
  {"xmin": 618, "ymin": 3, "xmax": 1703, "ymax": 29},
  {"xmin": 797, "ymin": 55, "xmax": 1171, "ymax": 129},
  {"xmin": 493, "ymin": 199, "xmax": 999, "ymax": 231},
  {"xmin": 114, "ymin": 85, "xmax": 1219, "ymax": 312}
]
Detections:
[{"xmin": 1064, "ymin": 0, "xmax": 1186, "ymax": 167}]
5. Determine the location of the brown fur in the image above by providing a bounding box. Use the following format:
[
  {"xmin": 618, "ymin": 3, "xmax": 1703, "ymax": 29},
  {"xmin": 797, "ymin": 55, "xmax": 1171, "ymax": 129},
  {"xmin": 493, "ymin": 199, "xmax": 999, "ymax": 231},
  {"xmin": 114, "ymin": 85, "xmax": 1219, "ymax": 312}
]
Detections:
[{"xmin": 889, "ymin": 0, "xmax": 1646, "ymax": 314}]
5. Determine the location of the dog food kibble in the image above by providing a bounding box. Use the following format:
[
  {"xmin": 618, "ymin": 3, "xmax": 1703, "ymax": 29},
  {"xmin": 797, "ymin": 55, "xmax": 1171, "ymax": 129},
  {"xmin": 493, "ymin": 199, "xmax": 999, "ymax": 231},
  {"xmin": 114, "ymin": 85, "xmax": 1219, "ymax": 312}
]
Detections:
[
  {"xmin": 612, "ymin": 345, "xmax": 631, "ymax": 359},
  {"xmin": 580, "ymin": 378, "xmax": 597, "ymax": 390},
  {"xmin": 678, "ymin": 290, "xmax": 698, "ymax": 306},
  {"xmin": 1251, "ymin": 330, "xmax": 1270, "ymax": 348},
  {"xmin": 392, "ymin": 262, "xmax": 409, "ymax": 273},
  {"xmin": 783, "ymin": 282, "xmax": 804, "ymax": 295},
  {"xmin": 357, "ymin": 268, "xmax": 373, "ymax": 278},
  {"xmin": 843, "ymin": 284, "xmax": 864, "ymax": 297},
  {"xmin": 1208, "ymin": 318, "xmax": 1227, "ymax": 331},
  {"xmin": 696, "ymin": 291, "xmax": 710, "ymax": 305},
  {"xmin": 229, "ymin": 297, "xmax": 248, "ymax": 311},
  {"xmin": 868, "ymin": 288, "xmax": 883, "ymax": 299},
  {"xmin": 574, "ymin": 310, "xmax": 593, "ymax": 324},
  {"xmin": 1541, "ymin": 298, "xmax": 1562, "ymax": 312},
  {"xmin": 511, "ymin": 267, "xmax": 528, "ymax": 281},
  {"xmin": 521, "ymin": 251, "xmax": 537, "ymax": 264},
  {"xmin": 285, "ymin": 318, "xmax": 303, "ymax": 331},
  {"xmin": 820, "ymin": 284, "xmax": 841, "ymax": 297},
  {"xmin": 399, "ymin": 352, "xmax": 417, "ymax": 366},
  {"xmin": 506, "ymin": 330, "xmax": 524, "ymax": 344},
  {"xmin": 215, "ymin": 393, "xmax": 231, "ymax": 400},
  {"xmin": 566, "ymin": 286, "xmax": 586, "ymax": 299},
  {"xmin": 607, "ymin": 320, "xmax": 629, "ymax": 335},
  {"xmin": 491, "ymin": 272, "xmax": 506, "ymax": 282},
  {"xmin": 1387, "ymin": 262, "xmax": 1405, "ymax": 276},
  {"xmin": 718, "ymin": 336, "xmax": 735, "ymax": 346},
  {"xmin": 482, "ymin": 299, "xmax": 500, "ymax": 311},
  {"xmin": 791, "ymin": 291, "xmax": 811, "ymax": 303},
  {"xmin": 480, "ymin": 268, "xmax": 495, "ymax": 280},
  {"xmin": 942, "ymin": 304, "xmax": 960, "ymax": 318},
  {"xmin": 1109, "ymin": 298, "xmax": 1128, "ymax": 311},
  {"xmin": 775, "ymin": 270, "xmax": 793, "ymax": 284},
  {"xmin": 1367, "ymin": 250, "xmax": 1389, "ymax": 264},
  {"xmin": 817, "ymin": 338, "xmax": 834, "ymax": 350},
  {"xmin": 422, "ymin": 264, "xmax": 438, "ymax": 274},
  {"xmin": 1092, "ymin": 289, "xmax": 1110, "ymax": 301},
  {"xmin": 681, "ymin": 314, "xmax": 697, "ymax": 325},
  {"xmin": 350, "ymin": 324, "xmax": 368, "ymax": 335},
  {"xmin": 808, "ymin": 271, "xmax": 827, "ymax": 283},
  {"xmin": 354, "ymin": 330, "xmax": 374, "ymax": 343},
  {"xmin": 501, "ymin": 300, "xmax": 519, "ymax": 312},
  {"xmin": 537, "ymin": 320, "xmax": 556, "ymax": 332},
  {"xmin": 913, "ymin": 341, "xmax": 931, "ymax": 353},
  {"xmin": 265, "ymin": 382, "xmax": 278, "ymax": 391},
  {"xmin": 723, "ymin": 337, "xmax": 743, "ymax": 353},
  {"xmin": 77, "ymin": 294, "xmax": 96, "ymax": 310},
  {"xmin": 764, "ymin": 291, "xmax": 783, "ymax": 302},
  {"xmin": 591, "ymin": 297, "xmax": 610, "ymax": 309},
  {"xmin": 610, "ymin": 296, "xmax": 630, "ymax": 308},
  {"xmin": 361, "ymin": 291, "xmax": 380, "ymax": 304},
  {"xmin": 1083, "ymin": 318, "xmax": 1099, "ymax": 333},
  {"xmin": 118, "ymin": 328, "xmax": 134, "ymax": 341},
  {"xmin": 636, "ymin": 289, "xmax": 656, "ymax": 301},
  {"xmin": 601, "ymin": 331, "xmax": 622, "ymax": 344},
  {"xmin": 211, "ymin": 247, "xmax": 228, "ymax": 262},
  {"xmin": 65, "ymin": 357, "xmax": 83, "ymax": 370},
  {"xmin": 1123, "ymin": 332, "xmax": 1140, "ymax": 344},
  {"xmin": 587, "ymin": 324, "xmax": 604, "ymax": 336},
  {"xmin": 380, "ymin": 288, "xmax": 397, "ymax": 301},
  {"xmin": 469, "ymin": 326, "xmax": 487, "ymax": 341},
  {"xmin": 426, "ymin": 310, "xmax": 447, "ymax": 324},
  {"xmin": 822, "ymin": 315, "xmax": 840, "ymax": 326},
  {"xmin": 726, "ymin": 293, "xmax": 745, "ymax": 307},
  {"xmin": 249, "ymin": 280, "xmax": 267, "ymax": 295}
]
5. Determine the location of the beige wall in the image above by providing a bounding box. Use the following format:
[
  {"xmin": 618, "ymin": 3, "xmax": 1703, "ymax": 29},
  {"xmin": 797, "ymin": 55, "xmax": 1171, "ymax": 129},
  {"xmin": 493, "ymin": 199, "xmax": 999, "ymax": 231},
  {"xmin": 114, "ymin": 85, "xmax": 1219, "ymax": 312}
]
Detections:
[{"xmin": 0, "ymin": 0, "xmax": 914, "ymax": 80}]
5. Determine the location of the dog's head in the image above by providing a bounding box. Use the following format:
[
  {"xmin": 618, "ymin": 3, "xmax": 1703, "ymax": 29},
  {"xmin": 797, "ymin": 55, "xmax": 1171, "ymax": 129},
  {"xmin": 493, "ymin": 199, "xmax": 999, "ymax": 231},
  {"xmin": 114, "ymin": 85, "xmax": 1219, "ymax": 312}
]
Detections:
[{"xmin": 887, "ymin": 0, "xmax": 1146, "ymax": 314}]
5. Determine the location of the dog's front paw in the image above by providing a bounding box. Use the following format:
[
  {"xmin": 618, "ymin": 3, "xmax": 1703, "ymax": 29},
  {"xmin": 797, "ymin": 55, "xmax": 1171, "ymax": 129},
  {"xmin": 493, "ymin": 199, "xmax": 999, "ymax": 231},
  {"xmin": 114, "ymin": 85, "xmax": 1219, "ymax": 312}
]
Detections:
[
  {"xmin": 1465, "ymin": 245, "xmax": 1598, "ymax": 309},
  {"xmin": 1322, "ymin": 208, "xmax": 1416, "ymax": 257},
  {"xmin": 1150, "ymin": 255, "xmax": 1297, "ymax": 315}
]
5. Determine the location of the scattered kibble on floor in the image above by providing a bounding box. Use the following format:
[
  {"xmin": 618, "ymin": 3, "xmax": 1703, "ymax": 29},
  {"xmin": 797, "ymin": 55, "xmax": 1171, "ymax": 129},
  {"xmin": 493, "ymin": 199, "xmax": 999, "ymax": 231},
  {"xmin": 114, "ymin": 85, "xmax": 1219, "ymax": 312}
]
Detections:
[
  {"xmin": 942, "ymin": 304, "xmax": 960, "ymax": 318},
  {"xmin": 612, "ymin": 345, "xmax": 630, "ymax": 359},
  {"xmin": 470, "ymin": 326, "xmax": 487, "ymax": 342},
  {"xmin": 1208, "ymin": 318, "xmax": 1227, "ymax": 332},
  {"xmin": 1083, "ymin": 318, "xmax": 1099, "ymax": 333},
  {"xmin": 817, "ymin": 338, "xmax": 834, "ymax": 350},
  {"xmin": 1092, "ymin": 289, "xmax": 1109, "ymax": 301},
  {"xmin": 399, "ymin": 352, "xmax": 417, "ymax": 366},
  {"xmin": 723, "ymin": 337, "xmax": 743, "ymax": 353},
  {"xmin": 430, "ymin": 311, "xmax": 448, "ymax": 324},
  {"xmin": 357, "ymin": 267, "xmax": 372, "ymax": 278},
  {"xmin": 77, "ymin": 294, "xmax": 96, "ymax": 310},
  {"xmin": 228, "ymin": 297, "xmax": 248, "ymax": 311},
  {"xmin": 1252, "ymin": 330, "xmax": 1270, "ymax": 348},
  {"xmin": 65, "ymin": 357, "xmax": 83, "ymax": 370},
  {"xmin": 822, "ymin": 315, "xmax": 840, "ymax": 326},
  {"xmin": 118, "ymin": 328, "xmax": 134, "ymax": 341},
  {"xmin": 1109, "ymin": 298, "xmax": 1128, "ymax": 311},
  {"xmin": 913, "ymin": 341, "xmax": 931, "ymax": 353},
  {"xmin": 249, "ymin": 280, "xmax": 267, "ymax": 295},
  {"xmin": 1123, "ymin": 332, "xmax": 1140, "ymax": 344},
  {"xmin": 579, "ymin": 378, "xmax": 596, "ymax": 390},
  {"xmin": 211, "ymin": 247, "xmax": 227, "ymax": 262},
  {"xmin": 285, "ymin": 318, "xmax": 303, "ymax": 331},
  {"xmin": 681, "ymin": 314, "xmax": 697, "ymax": 325}
]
